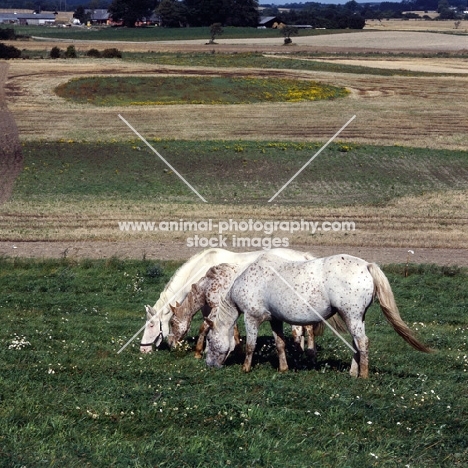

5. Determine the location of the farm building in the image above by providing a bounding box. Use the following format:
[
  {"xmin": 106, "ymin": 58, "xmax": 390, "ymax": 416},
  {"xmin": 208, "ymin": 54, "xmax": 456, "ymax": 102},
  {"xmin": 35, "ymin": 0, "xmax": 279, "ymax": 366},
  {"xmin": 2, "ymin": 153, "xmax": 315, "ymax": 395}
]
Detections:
[
  {"xmin": 84, "ymin": 9, "xmax": 110, "ymax": 25},
  {"xmin": 82, "ymin": 9, "xmax": 159, "ymax": 26},
  {"xmin": 258, "ymin": 16, "xmax": 281, "ymax": 28},
  {"xmin": 0, "ymin": 12, "xmax": 56, "ymax": 25}
]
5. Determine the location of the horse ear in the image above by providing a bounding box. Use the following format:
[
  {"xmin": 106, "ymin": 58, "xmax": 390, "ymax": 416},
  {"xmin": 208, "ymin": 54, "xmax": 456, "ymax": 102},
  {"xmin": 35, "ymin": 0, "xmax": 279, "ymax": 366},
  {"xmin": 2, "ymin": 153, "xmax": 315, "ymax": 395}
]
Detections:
[
  {"xmin": 175, "ymin": 301, "xmax": 181, "ymax": 307},
  {"xmin": 145, "ymin": 305, "xmax": 155, "ymax": 317},
  {"xmin": 204, "ymin": 318, "xmax": 215, "ymax": 329},
  {"xmin": 169, "ymin": 304, "xmax": 176, "ymax": 312}
]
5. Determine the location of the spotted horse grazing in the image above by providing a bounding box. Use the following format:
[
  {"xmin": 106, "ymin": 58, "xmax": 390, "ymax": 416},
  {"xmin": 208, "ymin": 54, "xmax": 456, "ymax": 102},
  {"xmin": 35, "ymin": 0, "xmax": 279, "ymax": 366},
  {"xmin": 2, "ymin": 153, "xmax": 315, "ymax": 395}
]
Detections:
[
  {"xmin": 167, "ymin": 261, "xmax": 346, "ymax": 360},
  {"xmin": 205, "ymin": 252, "xmax": 433, "ymax": 378}
]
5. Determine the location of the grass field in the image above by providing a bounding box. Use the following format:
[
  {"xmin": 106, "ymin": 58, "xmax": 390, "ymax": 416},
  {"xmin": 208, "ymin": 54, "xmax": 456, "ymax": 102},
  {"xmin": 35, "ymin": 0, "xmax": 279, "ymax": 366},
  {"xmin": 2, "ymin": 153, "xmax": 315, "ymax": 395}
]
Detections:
[
  {"xmin": 0, "ymin": 258, "xmax": 467, "ymax": 467},
  {"xmin": 13, "ymin": 140, "xmax": 468, "ymax": 205},
  {"xmin": 7, "ymin": 25, "xmax": 350, "ymax": 42}
]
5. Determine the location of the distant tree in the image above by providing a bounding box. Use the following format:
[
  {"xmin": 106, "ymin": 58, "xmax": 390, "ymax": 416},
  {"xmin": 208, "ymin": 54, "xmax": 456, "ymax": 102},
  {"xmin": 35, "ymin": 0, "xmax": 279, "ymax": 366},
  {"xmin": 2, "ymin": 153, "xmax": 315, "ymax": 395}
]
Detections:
[
  {"xmin": 436, "ymin": 0, "xmax": 458, "ymax": 17},
  {"xmin": 0, "ymin": 28, "xmax": 16, "ymax": 40},
  {"xmin": 108, "ymin": 0, "xmax": 157, "ymax": 27},
  {"xmin": 437, "ymin": 0, "xmax": 450, "ymax": 12},
  {"xmin": 345, "ymin": 0, "xmax": 361, "ymax": 12},
  {"xmin": 347, "ymin": 13, "xmax": 366, "ymax": 28},
  {"xmin": 50, "ymin": 46, "xmax": 61, "ymax": 59},
  {"xmin": 208, "ymin": 22, "xmax": 223, "ymax": 43},
  {"xmin": 73, "ymin": 6, "xmax": 91, "ymax": 24},
  {"xmin": 0, "ymin": 43, "xmax": 21, "ymax": 59},
  {"xmin": 101, "ymin": 48, "xmax": 122, "ymax": 58},
  {"xmin": 156, "ymin": 0, "xmax": 187, "ymax": 27},
  {"xmin": 65, "ymin": 45, "xmax": 77, "ymax": 58},
  {"xmin": 225, "ymin": 0, "xmax": 259, "ymax": 27},
  {"xmin": 86, "ymin": 48, "xmax": 102, "ymax": 57},
  {"xmin": 184, "ymin": 0, "xmax": 226, "ymax": 26},
  {"xmin": 281, "ymin": 25, "xmax": 298, "ymax": 45}
]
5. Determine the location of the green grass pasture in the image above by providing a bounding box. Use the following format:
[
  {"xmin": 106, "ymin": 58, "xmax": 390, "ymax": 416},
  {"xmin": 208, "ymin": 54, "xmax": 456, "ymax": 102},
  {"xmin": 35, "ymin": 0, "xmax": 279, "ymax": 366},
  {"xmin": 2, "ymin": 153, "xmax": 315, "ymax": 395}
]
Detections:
[
  {"xmin": 55, "ymin": 76, "xmax": 349, "ymax": 106},
  {"xmin": 0, "ymin": 259, "xmax": 467, "ymax": 467},
  {"xmin": 15, "ymin": 141, "xmax": 468, "ymax": 205},
  {"xmin": 7, "ymin": 25, "xmax": 351, "ymax": 42}
]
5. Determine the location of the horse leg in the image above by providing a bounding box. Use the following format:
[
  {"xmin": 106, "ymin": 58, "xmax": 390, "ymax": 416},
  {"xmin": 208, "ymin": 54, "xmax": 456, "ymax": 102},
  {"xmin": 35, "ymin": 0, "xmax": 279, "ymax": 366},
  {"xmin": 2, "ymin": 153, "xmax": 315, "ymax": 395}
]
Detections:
[
  {"xmin": 291, "ymin": 325, "xmax": 305, "ymax": 352},
  {"xmin": 194, "ymin": 321, "xmax": 210, "ymax": 359},
  {"xmin": 348, "ymin": 322, "xmax": 369, "ymax": 378},
  {"xmin": 242, "ymin": 315, "xmax": 261, "ymax": 373},
  {"xmin": 270, "ymin": 319, "xmax": 288, "ymax": 372},
  {"xmin": 233, "ymin": 324, "xmax": 243, "ymax": 356},
  {"xmin": 357, "ymin": 334, "xmax": 369, "ymax": 378},
  {"xmin": 194, "ymin": 304, "xmax": 214, "ymax": 358},
  {"xmin": 305, "ymin": 325, "xmax": 317, "ymax": 362}
]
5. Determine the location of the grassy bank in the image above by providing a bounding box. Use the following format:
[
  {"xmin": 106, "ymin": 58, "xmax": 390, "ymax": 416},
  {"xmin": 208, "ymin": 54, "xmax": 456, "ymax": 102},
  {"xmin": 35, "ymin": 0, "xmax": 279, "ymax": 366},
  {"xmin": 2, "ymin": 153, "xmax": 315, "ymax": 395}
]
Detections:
[{"xmin": 0, "ymin": 258, "xmax": 467, "ymax": 467}]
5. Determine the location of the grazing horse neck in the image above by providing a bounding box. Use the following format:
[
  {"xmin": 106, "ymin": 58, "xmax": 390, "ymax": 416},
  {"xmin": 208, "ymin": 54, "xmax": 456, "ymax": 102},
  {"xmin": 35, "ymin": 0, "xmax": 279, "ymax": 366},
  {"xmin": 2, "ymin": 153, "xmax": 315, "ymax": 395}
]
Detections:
[{"xmin": 216, "ymin": 295, "xmax": 238, "ymax": 330}]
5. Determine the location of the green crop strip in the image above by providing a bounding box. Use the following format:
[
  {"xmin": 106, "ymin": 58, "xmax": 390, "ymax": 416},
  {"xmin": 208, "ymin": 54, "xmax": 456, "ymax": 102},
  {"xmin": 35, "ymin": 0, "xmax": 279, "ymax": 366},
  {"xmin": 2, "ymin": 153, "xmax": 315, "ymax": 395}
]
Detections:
[{"xmin": 54, "ymin": 76, "xmax": 349, "ymax": 106}]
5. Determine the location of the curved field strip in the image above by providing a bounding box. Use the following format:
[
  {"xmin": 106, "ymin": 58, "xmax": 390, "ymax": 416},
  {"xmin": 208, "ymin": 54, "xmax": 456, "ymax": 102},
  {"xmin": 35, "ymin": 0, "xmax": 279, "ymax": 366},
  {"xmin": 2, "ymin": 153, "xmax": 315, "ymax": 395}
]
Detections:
[
  {"xmin": 54, "ymin": 76, "xmax": 349, "ymax": 106},
  {"xmin": 1, "ymin": 141, "xmax": 466, "ymax": 249},
  {"xmin": 1, "ymin": 190, "xmax": 467, "ymax": 249}
]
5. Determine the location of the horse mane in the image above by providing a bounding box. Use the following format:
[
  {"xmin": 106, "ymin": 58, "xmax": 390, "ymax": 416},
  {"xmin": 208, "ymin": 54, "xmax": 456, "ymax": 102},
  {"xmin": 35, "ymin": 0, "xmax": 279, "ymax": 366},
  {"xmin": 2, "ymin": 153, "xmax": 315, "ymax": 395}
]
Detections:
[
  {"xmin": 163, "ymin": 249, "xmax": 213, "ymax": 297},
  {"xmin": 215, "ymin": 293, "xmax": 238, "ymax": 331},
  {"xmin": 153, "ymin": 249, "xmax": 218, "ymax": 313}
]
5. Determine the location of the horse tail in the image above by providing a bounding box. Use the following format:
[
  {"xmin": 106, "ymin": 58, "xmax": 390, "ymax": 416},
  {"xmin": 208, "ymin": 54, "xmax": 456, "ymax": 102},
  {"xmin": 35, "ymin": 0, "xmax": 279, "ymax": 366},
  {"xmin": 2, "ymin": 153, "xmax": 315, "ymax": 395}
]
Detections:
[
  {"xmin": 312, "ymin": 315, "xmax": 347, "ymax": 336},
  {"xmin": 313, "ymin": 322, "xmax": 325, "ymax": 336},
  {"xmin": 367, "ymin": 263, "xmax": 433, "ymax": 353}
]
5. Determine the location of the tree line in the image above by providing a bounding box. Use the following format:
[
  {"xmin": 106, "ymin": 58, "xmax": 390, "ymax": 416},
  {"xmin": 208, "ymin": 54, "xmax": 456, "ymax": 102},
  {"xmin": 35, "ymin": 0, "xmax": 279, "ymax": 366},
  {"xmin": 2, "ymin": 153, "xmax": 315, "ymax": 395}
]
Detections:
[
  {"xmin": 103, "ymin": 0, "xmax": 367, "ymax": 29},
  {"xmin": 3, "ymin": 0, "xmax": 467, "ymax": 28},
  {"xmin": 263, "ymin": 0, "xmax": 468, "ymax": 22}
]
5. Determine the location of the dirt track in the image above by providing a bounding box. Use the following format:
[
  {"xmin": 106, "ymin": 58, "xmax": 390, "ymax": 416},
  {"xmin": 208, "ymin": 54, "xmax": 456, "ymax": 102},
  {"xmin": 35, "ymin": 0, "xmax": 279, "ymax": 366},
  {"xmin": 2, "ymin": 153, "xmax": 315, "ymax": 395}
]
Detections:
[{"xmin": 0, "ymin": 240, "xmax": 466, "ymax": 266}]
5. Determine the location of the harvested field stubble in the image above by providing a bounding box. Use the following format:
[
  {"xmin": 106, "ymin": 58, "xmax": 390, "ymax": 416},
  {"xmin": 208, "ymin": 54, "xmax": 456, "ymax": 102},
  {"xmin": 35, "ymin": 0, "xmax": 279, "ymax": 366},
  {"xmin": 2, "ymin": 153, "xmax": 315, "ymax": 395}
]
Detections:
[
  {"xmin": 4, "ymin": 59, "xmax": 468, "ymax": 150},
  {"xmin": 1, "ymin": 190, "xmax": 467, "ymax": 250}
]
